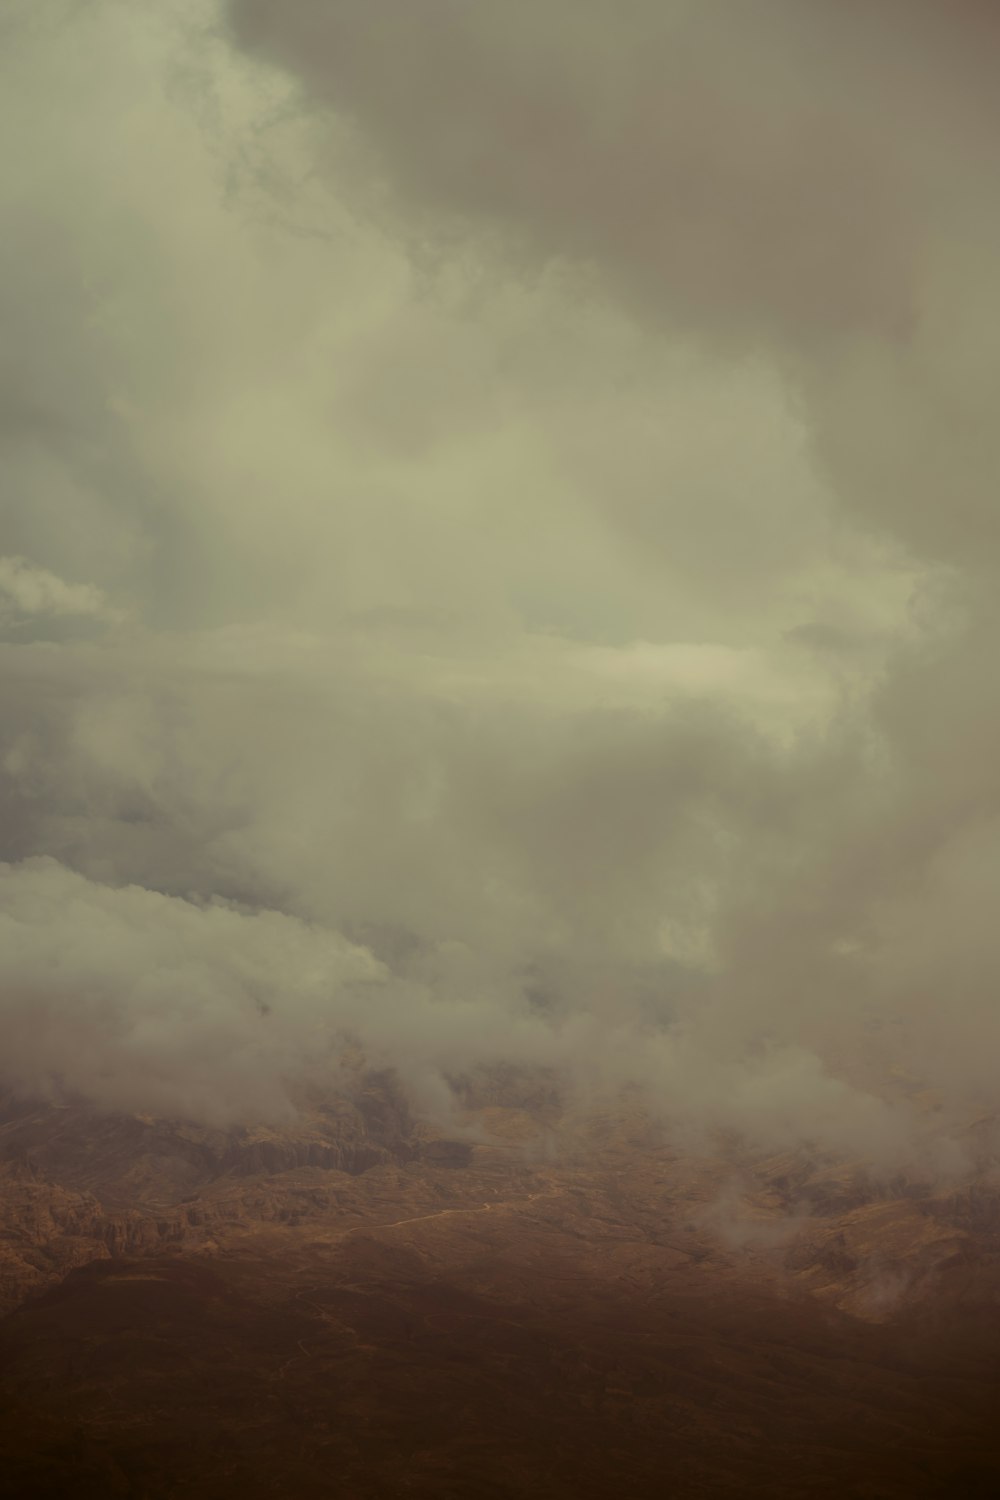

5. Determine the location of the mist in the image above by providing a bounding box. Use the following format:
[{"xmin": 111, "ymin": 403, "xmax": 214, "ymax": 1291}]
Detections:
[{"xmin": 2, "ymin": 1, "xmax": 998, "ymax": 1170}]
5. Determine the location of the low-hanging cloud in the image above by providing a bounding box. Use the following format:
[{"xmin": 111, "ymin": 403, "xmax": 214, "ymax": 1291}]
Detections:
[
  {"xmin": 0, "ymin": 555, "xmax": 124, "ymax": 629},
  {"xmin": 0, "ymin": 1, "xmax": 998, "ymax": 1171}
]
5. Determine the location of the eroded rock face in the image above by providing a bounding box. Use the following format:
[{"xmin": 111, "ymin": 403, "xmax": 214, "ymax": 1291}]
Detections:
[
  {"xmin": 0, "ymin": 1080, "xmax": 424, "ymax": 1311},
  {"xmin": 3, "ymin": 1078, "xmax": 1000, "ymax": 1328}
]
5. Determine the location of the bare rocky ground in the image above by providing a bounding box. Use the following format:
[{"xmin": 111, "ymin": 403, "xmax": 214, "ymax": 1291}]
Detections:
[{"xmin": 2, "ymin": 1076, "xmax": 1000, "ymax": 1497}]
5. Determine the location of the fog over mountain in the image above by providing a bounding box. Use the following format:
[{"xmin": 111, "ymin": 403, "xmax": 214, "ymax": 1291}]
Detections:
[{"xmin": 3, "ymin": 0, "xmax": 1000, "ymax": 1169}]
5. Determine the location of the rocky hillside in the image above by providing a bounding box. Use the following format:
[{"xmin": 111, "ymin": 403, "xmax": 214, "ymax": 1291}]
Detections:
[{"xmin": 2, "ymin": 1081, "xmax": 1000, "ymax": 1495}]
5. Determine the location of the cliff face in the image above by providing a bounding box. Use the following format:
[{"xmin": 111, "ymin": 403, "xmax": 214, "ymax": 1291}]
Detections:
[
  {"xmin": 3, "ymin": 1081, "xmax": 1000, "ymax": 1326},
  {"xmin": 0, "ymin": 1081, "xmax": 416, "ymax": 1198},
  {"xmin": 0, "ymin": 1082, "xmax": 423, "ymax": 1312}
]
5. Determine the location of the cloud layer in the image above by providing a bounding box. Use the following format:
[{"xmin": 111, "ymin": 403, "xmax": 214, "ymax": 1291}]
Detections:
[{"xmin": 1, "ymin": 1, "xmax": 999, "ymax": 1166}]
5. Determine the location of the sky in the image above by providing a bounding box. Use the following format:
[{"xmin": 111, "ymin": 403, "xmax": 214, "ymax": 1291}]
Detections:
[{"xmin": 2, "ymin": 0, "xmax": 999, "ymax": 1167}]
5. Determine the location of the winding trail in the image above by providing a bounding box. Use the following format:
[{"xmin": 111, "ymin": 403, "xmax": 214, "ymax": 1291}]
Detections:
[{"xmin": 336, "ymin": 1188, "xmax": 561, "ymax": 1238}]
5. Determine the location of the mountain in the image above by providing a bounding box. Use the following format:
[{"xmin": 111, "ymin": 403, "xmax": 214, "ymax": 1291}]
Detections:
[{"xmin": 2, "ymin": 1079, "xmax": 1000, "ymax": 1497}]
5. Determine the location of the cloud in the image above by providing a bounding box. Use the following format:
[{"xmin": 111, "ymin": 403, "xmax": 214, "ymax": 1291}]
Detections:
[
  {"xmin": 0, "ymin": 856, "xmax": 384, "ymax": 1125},
  {"xmin": 225, "ymin": 0, "xmax": 918, "ymax": 347},
  {"xmin": 225, "ymin": 0, "xmax": 1000, "ymax": 570},
  {"xmin": 0, "ymin": 854, "xmax": 933, "ymax": 1167},
  {"xmin": 0, "ymin": 1, "xmax": 997, "ymax": 1170},
  {"xmin": 0, "ymin": 556, "xmax": 123, "ymax": 628}
]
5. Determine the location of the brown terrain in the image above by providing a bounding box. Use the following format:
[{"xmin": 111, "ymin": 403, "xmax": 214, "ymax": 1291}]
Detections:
[{"xmin": 2, "ymin": 1073, "xmax": 1000, "ymax": 1498}]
